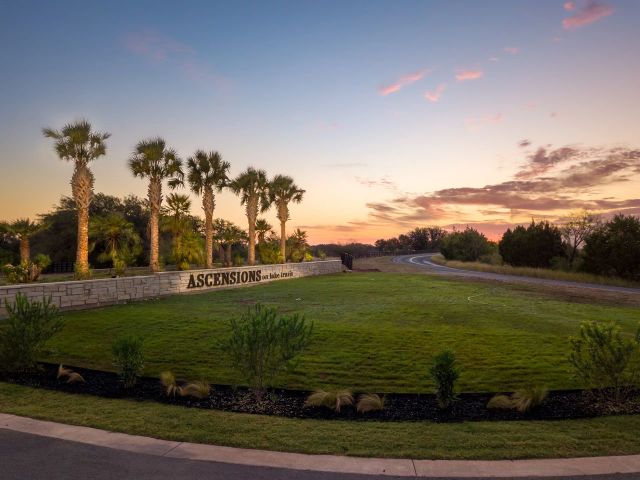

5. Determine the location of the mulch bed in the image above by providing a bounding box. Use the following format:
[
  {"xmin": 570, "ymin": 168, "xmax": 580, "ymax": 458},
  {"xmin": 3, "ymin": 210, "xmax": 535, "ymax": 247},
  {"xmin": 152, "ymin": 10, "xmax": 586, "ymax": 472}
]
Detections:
[{"xmin": 3, "ymin": 362, "xmax": 639, "ymax": 423}]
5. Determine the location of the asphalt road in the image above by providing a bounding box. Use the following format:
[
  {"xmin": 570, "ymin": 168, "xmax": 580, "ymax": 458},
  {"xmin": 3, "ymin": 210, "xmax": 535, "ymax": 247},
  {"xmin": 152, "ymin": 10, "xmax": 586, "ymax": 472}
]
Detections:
[
  {"xmin": 392, "ymin": 254, "xmax": 640, "ymax": 295},
  {"xmin": 2, "ymin": 429, "xmax": 638, "ymax": 480}
]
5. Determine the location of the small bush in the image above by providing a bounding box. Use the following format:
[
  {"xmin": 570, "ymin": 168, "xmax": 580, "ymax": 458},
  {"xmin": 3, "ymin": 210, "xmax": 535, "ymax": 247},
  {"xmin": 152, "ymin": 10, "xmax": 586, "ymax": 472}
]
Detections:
[
  {"xmin": 112, "ymin": 335, "xmax": 144, "ymax": 389},
  {"xmin": 512, "ymin": 386, "xmax": 548, "ymax": 412},
  {"xmin": 179, "ymin": 380, "xmax": 211, "ymax": 399},
  {"xmin": 429, "ymin": 350, "xmax": 459, "ymax": 409},
  {"xmin": 304, "ymin": 389, "xmax": 354, "ymax": 412},
  {"xmin": 56, "ymin": 364, "xmax": 85, "ymax": 384},
  {"xmin": 223, "ymin": 304, "xmax": 313, "ymax": 398},
  {"xmin": 487, "ymin": 394, "xmax": 514, "ymax": 410},
  {"xmin": 569, "ymin": 321, "xmax": 640, "ymax": 402},
  {"xmin": 356, "ymin": 393, "xmax": 385, "ymax": 413},
  {"xmin": 2, "ymin": 255, "xmax": 51, "ymax": 284},
  {"xmin": 160, "ymin": 371, "xmax": 179, "ymax": 396},
  {"xmin": 0, "ymin": 294, "xmax": 63, "ymax": 372}
]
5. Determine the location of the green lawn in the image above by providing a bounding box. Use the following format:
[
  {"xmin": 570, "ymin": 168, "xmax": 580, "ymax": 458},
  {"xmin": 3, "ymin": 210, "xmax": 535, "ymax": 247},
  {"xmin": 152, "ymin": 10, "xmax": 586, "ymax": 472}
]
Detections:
[
  {"xmin": 1, "ymin": 382, "xmax": 639, "ymax": 460},
  {"xmin": 42, "ymin": 272, "xmax": 639, "ymax": 393}
]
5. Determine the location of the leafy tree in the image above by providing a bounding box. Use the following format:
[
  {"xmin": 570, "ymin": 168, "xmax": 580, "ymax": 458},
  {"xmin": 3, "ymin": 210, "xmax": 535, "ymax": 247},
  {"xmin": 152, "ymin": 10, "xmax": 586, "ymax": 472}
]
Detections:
[
  {"xmin": 269, "ymin": 175, "xmax": 305, "ymax": 262},
  {"xmin": 0, "ymin": 218, "xmax": 46, "ymax": 263},
  {"xmin": 213, "ymin": 219, "xmax": 247, "ymax": 267},
  {"xmin": 129, "ymin": 138, "xmax": 183, "ymax": 272},
  {"xmin": 43, "ymin": 120, "xmax": 110, "ymax": 278},
  {"xmin": 561, "ymin": 210, "xmax": 600, "ymax": 267},
  {"xmin": 499, "ymin": 221, "xmax": 565, "ymax": 268},
  {"xmin": 187, "ymin": 150, "xmax": 230, "ymax": 268},
  {"xmin": 90, "ymin": 213, "xmax": 141, "ymax": 275},
  {"xmin": 582, "ymin": 214, "xmax": 640, "ymax": 280},
  {"xmin": 440, "ymin": 227, "xmax": 492, "ymax": 261},
  {"xmin": 230, "ymin": 167, "xmax": 270, "ymax": 266}
]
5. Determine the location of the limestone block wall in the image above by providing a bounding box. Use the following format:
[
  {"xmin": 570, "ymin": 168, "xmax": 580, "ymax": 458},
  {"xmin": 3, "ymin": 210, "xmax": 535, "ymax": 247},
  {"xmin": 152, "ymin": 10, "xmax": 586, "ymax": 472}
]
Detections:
[{"xmin": 0, "ymin": 260, "xmax": 342, "ymax": 317}]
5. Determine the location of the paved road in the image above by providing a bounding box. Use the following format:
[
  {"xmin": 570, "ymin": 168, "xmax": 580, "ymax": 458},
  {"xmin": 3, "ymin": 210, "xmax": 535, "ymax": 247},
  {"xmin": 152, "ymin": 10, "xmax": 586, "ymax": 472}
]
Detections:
[
  {"xmin": 1, "ymin": 429, "xmax": 638, "ymax": 480},
  {"xmin": 392, "ymin": 254, "xmax": 640, "ymax": 295}
]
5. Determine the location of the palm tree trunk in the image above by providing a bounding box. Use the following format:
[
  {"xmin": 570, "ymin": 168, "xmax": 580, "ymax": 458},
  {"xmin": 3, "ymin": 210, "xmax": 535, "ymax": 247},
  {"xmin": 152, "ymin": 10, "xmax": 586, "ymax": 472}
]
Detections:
[
  {"xmin": 72, "ymin": 164, "xmax": 94, "ymax": 277},
  {"xmin": 225, "ymin": 244, "xmax": 232, "ymax": 267},
  {"xmin": 19, "ymin": 237, "xmax": 30, "ymax": 264},
  {"xmin": 203, "ymin": 189, "xmax": 214, "ymax": 268},
  {"xmin": 149, "ymin": 179, "xmax": 162, "ymax": 273},
  {"xmin": 246, "ymin": 196, "xmax": 258, "ymax": 266},
  {"xmin": 279, "ymin": 220, "xmax": 287, "ymax": 263}
]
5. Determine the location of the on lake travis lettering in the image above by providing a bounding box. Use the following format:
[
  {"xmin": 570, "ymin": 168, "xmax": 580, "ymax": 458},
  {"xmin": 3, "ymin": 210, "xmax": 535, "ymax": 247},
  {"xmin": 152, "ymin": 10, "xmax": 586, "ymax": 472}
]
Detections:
[{"xmin": 186, "ymin": 269, "xmax": 294, "ymax": 289}]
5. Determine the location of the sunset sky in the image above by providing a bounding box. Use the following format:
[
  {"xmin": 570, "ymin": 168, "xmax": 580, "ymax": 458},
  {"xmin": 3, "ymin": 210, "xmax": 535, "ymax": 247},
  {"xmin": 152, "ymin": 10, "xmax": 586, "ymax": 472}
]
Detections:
[{"xmin": 1, "ymin": 0, "xmax": 639, "ymax": 243}]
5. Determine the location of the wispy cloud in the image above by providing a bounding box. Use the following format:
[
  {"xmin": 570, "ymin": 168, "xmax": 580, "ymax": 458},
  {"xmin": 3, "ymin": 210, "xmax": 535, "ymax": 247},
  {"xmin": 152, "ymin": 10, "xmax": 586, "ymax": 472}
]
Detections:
[
  {"xmin": 356, "ymin": 176, "xmax": 398, "ymax": 190},
  {"xmin": 323, "ymin": 162, "xmax": 367, "ymax": 168},
  {"xmin": 564, "ymin": 1, "xmax": 576, "ymax": 11},
  {"xmin": 562, "ymin": 1, "xmax": 614, "ymax": 29},
  {"xmin": 379, "ymin": 69, "xmax": 429, "ymax": 96},
  {"xmin": 465, "ymin": 113, "xmax": 503, "ymax": 132},
  {"xmin": 503, "ymin": 47, "xmax": 520, "ymax": 54},
  {"xmin": 455, "ymin": 69, "xmax": 483, "ymax": 81},
  {"xmin": 489, "ymin": 56, "xmax": 500, "ymax": 62},
  {"xmin": 424, "ymin": 83, "xmax": 447, "ymax": 103},
  {"xmin": 122, "ymin": 30, "xmax": 228, "ymax": 89}
]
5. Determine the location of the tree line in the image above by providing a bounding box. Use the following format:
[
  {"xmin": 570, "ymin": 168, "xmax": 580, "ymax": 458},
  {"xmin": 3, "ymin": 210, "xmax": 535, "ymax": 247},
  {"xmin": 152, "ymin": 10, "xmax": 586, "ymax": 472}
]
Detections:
[{"xmin": 0, "ymin": 119, "xmax": 309, "ymax": 281}]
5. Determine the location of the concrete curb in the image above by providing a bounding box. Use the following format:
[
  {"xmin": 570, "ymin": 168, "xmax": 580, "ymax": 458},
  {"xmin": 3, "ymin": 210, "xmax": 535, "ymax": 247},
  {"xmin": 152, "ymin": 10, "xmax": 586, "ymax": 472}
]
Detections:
[{"xmin": 2, "ymin": 413, "xmax": 640, "ymax": 477}]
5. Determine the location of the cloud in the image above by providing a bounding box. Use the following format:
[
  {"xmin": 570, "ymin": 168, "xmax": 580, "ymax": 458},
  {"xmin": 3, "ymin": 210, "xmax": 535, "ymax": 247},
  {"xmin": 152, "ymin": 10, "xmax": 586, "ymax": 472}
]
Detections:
[
  {"xmin": 465, "ymin": 113, "xmax": 503, "ymax": 132},
  {"xmin": 356, "ymin": 176, "xmax": 398, "ymax": 190},
  {"xmin": 562, "ymin": 1, "xmax": 614, "ymax": 29},
  {"xmin": 564, "ymin": 1, "xmax": 576, "ymax": 11},
  {"xmin": 455, "ymin": 69, "xmax": 483, "ymax": 81},
  {"xmin": 515, "ymin": 146, "xmax": 580, "ymax": 179},
  {"xmin": 323, "ymin": 162, "xmax": 367, "ymax": 168},
  {"xmin": 518, "ymin": 139, "xmax": 532, "ymax": 148},
  {"xmin": 424, "ymin": 83, "xmax": 447, "ymax": 103},
  {"xmin": 122, "ymin": 30, "xmax": 227, "ymax": 89},
  {"xmin": 379, "ymin": 70, "xmax": 429, "ymax": 96},
  {"xmin": 503, "ymin": 47, "xmax": 520, "ymax": 54}
]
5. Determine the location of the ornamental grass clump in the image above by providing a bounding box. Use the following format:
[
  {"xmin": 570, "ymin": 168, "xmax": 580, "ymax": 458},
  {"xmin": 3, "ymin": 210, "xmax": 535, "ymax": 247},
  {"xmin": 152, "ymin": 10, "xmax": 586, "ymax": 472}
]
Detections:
[
  {"xmin": 160, "ymin": 371, "xmax": 179, "ymax": 396},
  {"xmin": 179, "ymin": 380, "xmax": 211, "ymax": 399},
  {"xmin": 0, "ymin": 294, "xmax": 63, "ymax": 373},
  {"xmin": 356, "ymin": 393, "xmax": 385, "ymax": 413},
  {"xmin": 223, "ymin": 303, "xmax": 313, "ymax": 399},
  {"xmin": 57, "ymin": 364, "xmax": 85, "ymax": 384},
  {"xmin": 429, "ymin": 350, "xmax": 460, "ymax": 409},
  {"xmin": 304, "ymin": 389, "xmax": 354, "ymax": 412},
  {"xmin": 487, "ymin": 386, "xmax": 548, "ymax": 412},
  {"xmin": 112, "ymin": 335, "xmax": 144, "ymax": 389},
  {"xmin": 569, "ymin": 321, "xmax": 640, "ymax": 403}
]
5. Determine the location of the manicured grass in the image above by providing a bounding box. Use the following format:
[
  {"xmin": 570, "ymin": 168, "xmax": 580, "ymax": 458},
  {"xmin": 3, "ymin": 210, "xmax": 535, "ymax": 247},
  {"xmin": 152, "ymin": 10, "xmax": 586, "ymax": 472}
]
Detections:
[
  {"xmin": 1, "ymin": 382, "xmax": 639, "ymax": 460},
  {"xmin": 430, "ymin": 254, "xmax": 640, "ymax": 289},
  {"xmin": 41, "ymin": 272, "xmax": 639, "ymax": 393}
]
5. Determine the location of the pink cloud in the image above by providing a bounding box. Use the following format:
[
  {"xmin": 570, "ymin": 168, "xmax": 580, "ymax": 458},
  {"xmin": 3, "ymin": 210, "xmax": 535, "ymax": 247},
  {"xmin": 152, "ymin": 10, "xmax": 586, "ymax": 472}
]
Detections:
[
  {"xmin": 455, "ymin": 69, "xmax": 483, "ymax": 81},
  {"xmin": 489, "ymin": 56, "xmax": 500, "ymax": 62},
  {"xmin": 465, "ymin": 113, "xmax": 503, "ymax": 132},
  {"xmin": 564, "ymin": 1, "xmax": 576, "ymax": 11},
  {"xmin": 562, "ymin": 1, "xmax": 613, "ymax": 29},
  {"xmin": 503, "ymin": 47, "xmax": 520, "ymax": 54},
  {"xmin": 424, "ymin": 83, "xmax": 447, "ymax": 103},
  {"xmin": 379, "ymin": 70, "xmax": 429, "ymax": 96}
]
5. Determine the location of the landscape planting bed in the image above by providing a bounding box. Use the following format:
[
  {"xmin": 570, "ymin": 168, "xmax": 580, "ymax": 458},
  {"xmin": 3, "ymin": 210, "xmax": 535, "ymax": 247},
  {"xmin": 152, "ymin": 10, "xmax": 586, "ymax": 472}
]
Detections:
[{"xmin": 4, "ymin": 362, "xmax": 639, "ymax": 423}]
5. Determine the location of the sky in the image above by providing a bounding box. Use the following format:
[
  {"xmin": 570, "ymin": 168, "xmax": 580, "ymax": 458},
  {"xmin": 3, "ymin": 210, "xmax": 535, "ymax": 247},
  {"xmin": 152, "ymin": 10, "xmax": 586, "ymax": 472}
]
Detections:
[{"xmin": 1, "ymin": 0, "xmax": 639, "ymax": 243}]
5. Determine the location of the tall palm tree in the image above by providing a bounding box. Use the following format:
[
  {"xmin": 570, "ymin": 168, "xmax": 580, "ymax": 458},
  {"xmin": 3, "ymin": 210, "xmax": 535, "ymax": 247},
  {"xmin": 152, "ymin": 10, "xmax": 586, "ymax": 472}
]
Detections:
[
  {"xmin": 1, "ymin": 218, "xmax": 46, "ymax": 263},
  {"xmin": 269, "ymin": 175, "xmax": 305, "ymax": 262},
  {"xmin": 230, "ymin": 167, "xmax": 270, "ymax": 265},
  {"xmin": 255, "ymin": 218, "xmax": 272, "ymax": 244},
  {"xmin": 128, "ymin": 138, "xmax": 183, "ymax": 273},
  {"xmin": 90, "ymin": 213, "xmax": 141, "ymax": 275},
  {"xmin": 187, "ymin": 150, "xmax": 230, "ymax": 268},
  {"xmin": 161, "ymin": 193, "xmax": 194, "ymax": 269},
  {"xmin": 43, "ymin": 120, "xmax": 110, "ymax": 277}
]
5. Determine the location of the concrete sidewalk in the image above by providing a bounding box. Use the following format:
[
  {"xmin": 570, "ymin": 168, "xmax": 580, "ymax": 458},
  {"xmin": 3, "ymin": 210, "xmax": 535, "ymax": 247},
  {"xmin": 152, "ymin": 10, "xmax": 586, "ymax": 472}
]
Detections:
[{"xmin": 1, "ymin": 413, "xmax": 639, "ymax": 478}]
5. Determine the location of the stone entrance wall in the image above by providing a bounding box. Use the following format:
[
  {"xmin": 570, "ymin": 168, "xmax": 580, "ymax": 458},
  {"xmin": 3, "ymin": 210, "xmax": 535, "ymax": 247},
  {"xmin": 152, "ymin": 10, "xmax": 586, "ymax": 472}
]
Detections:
[{"xmin": 0, "ymin": 260, "xmax": 342, "ymax": 317}]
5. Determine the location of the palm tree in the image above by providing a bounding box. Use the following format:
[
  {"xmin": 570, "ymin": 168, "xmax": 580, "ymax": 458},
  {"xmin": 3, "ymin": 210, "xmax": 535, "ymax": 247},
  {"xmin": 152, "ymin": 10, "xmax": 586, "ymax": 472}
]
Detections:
[
  {"xmin": 90, "ymin": 213, "xmax": 141, "ymax": 275},
  {"xmin": 43, "ymin": 120, "xmax": 110, "ymax": 277},
  {"xmin": 128, "ymin": 138, "xmax": 183, "ymax": 273},
  {"xmin": 161, "ymin": 193, "xmax": 197, "ymax": 269},
  {"xmin": 230, "ymin": 167, "xmax": 270, "ymax": 265},
  {"xmin": 1, "ymin": 218, "xmax": 46, "ymax": 263},
  {"xmin": 187, "ymin": 150, "xmax": 230, "ymax": 268},
  {"xmin": 269, "ymin": 175, "xmax": 305, "ymax": 262},
  {"xmin": 255, "ymin": 218, "xmax": 272, "ymax": 244}
]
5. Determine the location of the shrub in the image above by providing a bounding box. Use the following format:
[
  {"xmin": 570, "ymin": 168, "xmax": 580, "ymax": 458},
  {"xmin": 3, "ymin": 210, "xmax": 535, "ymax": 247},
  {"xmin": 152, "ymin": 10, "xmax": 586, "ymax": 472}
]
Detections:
[
  {"xmin": 258, "ymin": 241, "xmax": 284, "ymax": 264},
  {"xmin": 2, "ymin": 255, "xmax": 51, "ymax": 284},
  {"xmin": 440, "ymin": 228, "xmax": 493, "ymax": 262},
  {"xmin": 160, "ymin": 371, "xmax": 179, "ymax": 396},
  {"xmin": 223, "ymin": 304, "xmax": 313, "ymax": 398},
  {"xmin": 499, "ymin": 221, "xmax": 565, "ymax": 268},
  {"xmin": 487, "ymin": 394, "xmax": 514, "ymax": 410},
  {"xmin": 56, "ymin": 364, "xmax": 85, "ymax": 384},
  {"xmin": 304, "ymin": 389, "xmax": 354, "ymax": 412},
  {"xmin": 569, "ymin": 321, "xmax": 640, "ymax": 402},
  {"xmin": 112, "ymin": 335, "xmax": 144, "ymax": 389},
  {"xmin": 356, "ymin": 393, "xmax": 385, "ymax": 413},
  {"xmin": 512, "ymin": 386, "xmax": 548, "ymax": 412},
  {"xmin": 179, "ymin": 380, "xmax": 211, "ymax": 399},
  {"xmin": 0, "ymin": 294, "xmax": 63, "ymax": 372},
  {"xmin": 429, "ymin": 350, "xmax": 459, "ymax": 409}
]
